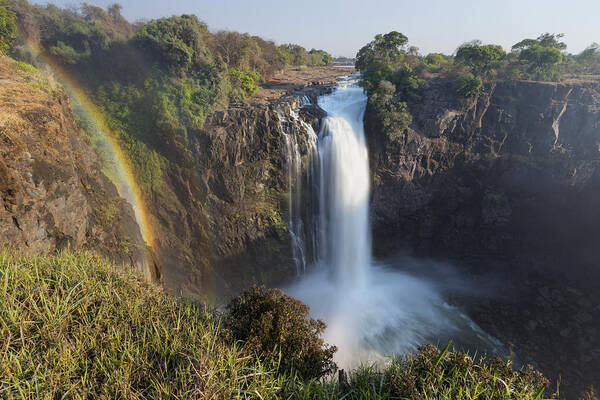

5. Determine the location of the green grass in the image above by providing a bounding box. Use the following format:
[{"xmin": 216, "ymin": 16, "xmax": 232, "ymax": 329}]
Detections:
[
  {"xmin": 0, "ymin": 248, "xmax": 558, "ymax": 399},
  {"xmin": 0, "ymin": 249, "xmax": 288, "ymax": 399},
  {"xmin": 9, "ymin": 58, "xmax": 40, "ymax": 75}
]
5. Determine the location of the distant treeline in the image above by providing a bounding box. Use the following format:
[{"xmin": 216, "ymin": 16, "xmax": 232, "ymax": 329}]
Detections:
[
  {"xmin": 2, "ymin": 0, "xmax": 333, "ymax": 195},
  {"xmin": 355, "ymin": 31, "xmax": 600, "ymax": 139}
]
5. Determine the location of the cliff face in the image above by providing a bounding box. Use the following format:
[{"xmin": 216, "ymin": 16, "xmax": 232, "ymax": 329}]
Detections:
[
  {"xmin": 368, "ymin": 78, "xmax": 600, "ymax": 269},
  {"xmin": 147, "ymin": 93, "xmax": 324, "ymax": 299},
  {"xmin": 0, "ymin": 58, "xmax": 155, "ymax": 278},
  {"xmin": 366, "ymin": 77, "xmax": 600, "ymax": 394}
]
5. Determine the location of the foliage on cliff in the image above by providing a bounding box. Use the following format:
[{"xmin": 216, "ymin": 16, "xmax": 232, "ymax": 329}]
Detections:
[
  {"xmin": 225, "ymin": 285, "xmax": 337, "ymax": 380},
  {"xmin": 0, "ymin": 248, "xmax": 559, "ymax": 400},
  {"xmin": 0, "ymin": 0, "xmax": 15, "ymax": 54},
  {"xmin": 355, "ymin": 32, "xmax": 424, "ymax": 138},
  {"xmin": 357, "ymin": 30, "xmax": 600, "ymax": 140},
  {"xmin": 5, "ymin": 0, "xmax": 332, "ymax": 195}
]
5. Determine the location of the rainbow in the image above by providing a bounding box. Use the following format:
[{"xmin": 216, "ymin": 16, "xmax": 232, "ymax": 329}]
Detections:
[{"xmin": 24, "ymin": 43, "xmax": 156, "ymax": 262}]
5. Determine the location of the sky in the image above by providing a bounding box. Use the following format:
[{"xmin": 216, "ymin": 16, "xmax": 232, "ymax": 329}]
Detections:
[{"xmin": 30, "ymin": 0, "xmax": 600, "ymax": 57}]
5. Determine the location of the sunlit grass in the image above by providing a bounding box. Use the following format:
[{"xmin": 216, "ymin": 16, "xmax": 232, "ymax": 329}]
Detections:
[
  {"xmin": 0, "ymin": 248, "xmax": 287, "ymax": 399},
  {"xmin": 0, "ymin": 248, "xmax": 558, "ymax": 399}
]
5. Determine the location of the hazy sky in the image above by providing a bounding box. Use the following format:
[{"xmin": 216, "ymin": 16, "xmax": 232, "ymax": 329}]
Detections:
[{"xmin": 30, "ymin": 0, "xmax": 600, "ymax": 57}]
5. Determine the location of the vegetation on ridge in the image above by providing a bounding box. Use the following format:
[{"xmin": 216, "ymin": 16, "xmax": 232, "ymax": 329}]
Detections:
[
  {"xmin": 355, "ymin": 30, "xmax": 600, "ymax": 142},
  {"xmin": 4, "ymin": 0, "xmax": 333, "ymax": 198},
  {"xmin": 0, "ymin": 248, "xmax": 558, "ymax": 399},
  {"xmin": 0, "ymin": 0, "xmax": 15, "ymax": 54}
]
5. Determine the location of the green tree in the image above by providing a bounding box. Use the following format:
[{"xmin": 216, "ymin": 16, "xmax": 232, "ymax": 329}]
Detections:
[
  {"xmin": 454, "ymin": 73, "xmax": 483, "ymax": 97},
  {"xmin": 355, "ymin": 31, "xmax": 409, "ymax": 93},
  {"xmin": 369, "ymin": 80, "xmax": 412, "ymax": 139},
  {"xmin": 455, "ymin": 41, "xmax": 506, "ymax": 75},
  {"xmin": 308, "ymin": 48, "xmax": 333, "ymax": 66},
  {"xmin": 423, "ymin": 53, "xmax": 450, "ymax": 72},
  {"xmin": 278, "ymin": 43, "xmax": 308, "ymax": 65},
  {"xmin": 511, "ymin": 33, "xmax": 566, "ymax": 81},
  {"xmin": 230, "ymin": 68, "xmax": 260, "ymax": 98},
  {"xmin": 575, "ymin": 43, "xmax": 600, "ymax": 73},
  {"xmin": 132, "ymin": 14, "xmax": 212, "ymax": 74},
  {"xmin": 0, "ymin": 0, "xmax": 17, "ymax": 55}
]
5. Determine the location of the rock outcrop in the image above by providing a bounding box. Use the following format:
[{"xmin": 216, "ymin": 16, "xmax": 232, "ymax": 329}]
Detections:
[
  {"xmin": 366, "ymin": 77, "xmax": 600, "ymax": 395},
  {"xmin": 0, "ymin": 58, "xmax": 155, "ymax": 278},
  {"xmin": 147, "ymin": 92, "xmax": 325, "ymax": 299}
]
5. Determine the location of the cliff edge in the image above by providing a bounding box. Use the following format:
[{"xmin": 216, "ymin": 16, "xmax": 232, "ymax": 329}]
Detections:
[{"xmin": 0, "ymin": 57, "xmax": 156, "ymax": 279}]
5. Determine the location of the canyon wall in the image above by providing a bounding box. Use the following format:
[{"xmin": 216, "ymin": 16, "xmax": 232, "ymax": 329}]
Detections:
[
  {"xmin": 366, "ymin": 77, "xmax": 600, "ymax": 394},
  {"xmin": 146, "ymin": 92, "xmax": 325, "ymax": 299},
  {"xmin": 0, "ymin": 58, "xmax": 156, "ymax": 279}
]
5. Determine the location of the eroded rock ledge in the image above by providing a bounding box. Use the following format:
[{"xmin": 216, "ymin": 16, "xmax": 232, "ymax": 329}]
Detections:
[{"xmin": 366, "ymin": 77, "xmax": 600, "ymax": 395}]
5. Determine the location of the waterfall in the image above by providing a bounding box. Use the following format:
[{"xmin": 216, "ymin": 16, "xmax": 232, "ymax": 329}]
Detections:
[
  {"xmin": 286, "ymin": 75, "xmax": 506, "ymax": 367},
  {"xmin": 278, "ymin": 105, "xmax": 318, "ymax": 275},
  {"xmin": 316, "ymin": 79, "xmax": 370, "ymax": 289}
]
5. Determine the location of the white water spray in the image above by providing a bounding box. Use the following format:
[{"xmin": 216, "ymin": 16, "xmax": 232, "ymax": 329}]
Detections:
[{"xmin": 286, "ymin": 76, "xmax": 504, "ymax": 367}]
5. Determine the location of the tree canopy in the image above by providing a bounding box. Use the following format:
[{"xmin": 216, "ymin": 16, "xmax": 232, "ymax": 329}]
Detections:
[
  {"xmin": 455, "ymin": 42, "xmax": 506, "ymax": 75},
  {"xmin": 511, "ymin": 33, "xmax": 566, "ymax": 81}
]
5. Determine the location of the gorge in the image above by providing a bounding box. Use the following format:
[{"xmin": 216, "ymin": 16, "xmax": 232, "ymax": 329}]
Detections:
[
  {"xmin": 286, "ymin": 75, "xmax": 505, "ymax": 367},
  {"xmin": 2, "ymin": 2, "xmax": 600, "ymax": 397}
]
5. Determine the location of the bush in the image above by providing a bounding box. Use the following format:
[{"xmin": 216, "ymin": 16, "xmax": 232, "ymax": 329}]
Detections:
[
  {"xmin": 0, "ymin": 0, "xmax": 16, "ymax": 54},
  {"xmin": 225, "ymin": 285, "xmax": 337, "ymax": 380},
  {"xmin": 454, "ymin": 72, "xmax": 483, "ymax": 97},
  {"xmin": 369, "ymin": 80, "xmax": 412, "ymax": 138},
  {"xmin": 230, "ymin": 68, "xmax": 260, "ymax": 97},
  {"xmin": 344, "ymin": 343, "xmax": 556, "ymax": 399}
]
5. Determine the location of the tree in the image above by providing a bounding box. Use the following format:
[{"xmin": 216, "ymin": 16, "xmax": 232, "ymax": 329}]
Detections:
[
  {"xmin": 278, "ymin": 43, "xmax": 308, "ymax": 65},
  {"xmin": 132, "ymin": 15, "xmax": 212, "ymax": 74},
  {"xmin": 454, "ymin": 73, "xmax": 483, "ymax": 97},
  {"xmin": 0, "ymin": 0, "xmax": 16, "ymax": 55},
  {"xmin": 423, "ymin": 53, "xmax": 450, "ymax": 72},
  {"xmin": 355, "ymin": 31, "xmax": 410, "ymax": 93},
  {"xmin": 513, "ymin": 33, "xmax": 566, "ymax": 52},
  {"xmin": 455, "ymin": 42, "xmax": 506, "ymax": 75},
  {"xmin": 368, "ymin": 80, "xmax": 412, "ymax": 139},
  {"xmin": 511, "ymin": 33, "xmax": 566, "ymax": 81},
  {"xmin": 576, "ymin": 43, "xmax": 600, "ymax": 73},
  {"xmin": 308, "ymin": 48, "xmax": 333, "ymax": 66},
  {"xmin": 355, "ymin": 31, "xmax": 408, "ymax": 72}
]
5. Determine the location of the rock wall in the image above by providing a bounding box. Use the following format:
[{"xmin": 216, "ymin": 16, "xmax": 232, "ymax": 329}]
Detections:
[
  {"xmin": 369, "ymin": 78, "xmax": 600, "ymax": 272},
  {"xmin": 147, "ymin": 92, "xmax": 326, "ymax": 299},
  {"xmin": 366, "ymin": 77, "xmax": 600, "ymax": 395},
  {"xmin": 0, "ymin": 58, "xmax": 155, "ymax": 278}
]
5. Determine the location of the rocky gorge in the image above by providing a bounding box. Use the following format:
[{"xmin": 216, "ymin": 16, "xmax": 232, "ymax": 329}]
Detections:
[
  {"xmin": 366, "ymin": 76, "xmax": 600, "ymax": 395},
  {"xmin": 2, "ymin": 53, "xmax": 600, "ymax": 395}
]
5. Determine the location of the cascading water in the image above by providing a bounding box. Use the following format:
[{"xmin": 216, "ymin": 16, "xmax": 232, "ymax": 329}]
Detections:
[
  {"xmin": 316, "ymin": 78, "xmax": 370, "ymax": 289},
  {"xmin": 286, "ymin": 75, "xmax": 506, "ymax": 367},
  {"xmin": 278, "ymin": 105, "xmax": 318, "ymax": 275}
]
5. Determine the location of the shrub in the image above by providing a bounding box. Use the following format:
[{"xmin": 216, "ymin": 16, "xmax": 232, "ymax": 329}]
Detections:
[
  {"xmin": 455, "ymin": 72, "xmax": 483, "ymax": 97},
  {"xmin": 344, "ymin": 343, "xmax": 557, "ymax": 399},
  {"xmin": 369, "ymin": 80, "xmax": 412, "ymax": 138},
  {"xmin": 225, "ymin": 285, "xmax": 337, "ymax": 380},
  {"xmin": 0, "ymin": 0, "xmax": 16, "ymax": 55},
  {"xmin": 230, "ymin": 68, "xmax": 260, "ymax": 97}
]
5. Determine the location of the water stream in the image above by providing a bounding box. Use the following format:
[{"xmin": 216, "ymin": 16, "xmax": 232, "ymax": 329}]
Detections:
[{"xmin": 284, "ymin": 75, "xmax": 506, "ymax": 367}]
